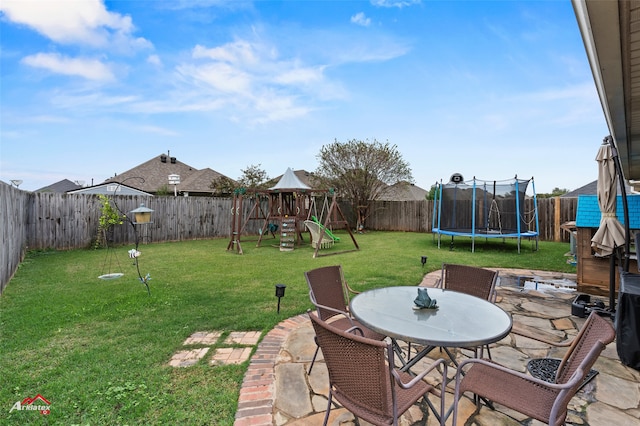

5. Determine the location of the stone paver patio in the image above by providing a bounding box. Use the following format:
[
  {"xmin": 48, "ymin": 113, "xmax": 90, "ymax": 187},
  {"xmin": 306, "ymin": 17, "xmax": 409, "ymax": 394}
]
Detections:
[{"xmin": 234, "ymin": 268, "xmax": 640, "ymax": 426}]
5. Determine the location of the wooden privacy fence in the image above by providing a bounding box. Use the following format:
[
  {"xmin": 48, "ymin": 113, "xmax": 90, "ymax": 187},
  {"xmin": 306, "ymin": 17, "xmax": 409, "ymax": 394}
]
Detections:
[
  {"xmin": 0, "ymin": 183, "xmax": 577, "ymax": 294},
  {"xmin": 0, "ymin": 183, "xmax": 29, "ymax": 294},
  {"xmin": 27, "ymin": 193, "xmax": 237, "ymax": 249},
  {"xmin": 365, "ymin": 197, "xmax": 577, "ymax": 243}
]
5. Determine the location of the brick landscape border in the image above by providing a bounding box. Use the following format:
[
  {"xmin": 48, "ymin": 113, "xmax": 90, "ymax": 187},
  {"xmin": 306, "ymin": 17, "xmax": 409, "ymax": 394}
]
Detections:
[{"xmin": 234, "ymin": 314, "xmax": 309, "ymax": 426}]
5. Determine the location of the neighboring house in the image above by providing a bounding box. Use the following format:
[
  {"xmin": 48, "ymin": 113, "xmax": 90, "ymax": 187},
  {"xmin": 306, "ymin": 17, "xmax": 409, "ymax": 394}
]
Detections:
[
  {"xmin": 103, "ymin": 153, "xmax": 235, "ymax": 196},
  {"xmin": 562, "ymin": 180, "xmax": 633, "ymax": 198},
  {"xmin": 179, "ymin": 168, "xmax": 229, "ymax": 196},
  {"xmin": 36, "ymin": 179, "xmax": 82, "ymax": 193},
  {"xmin": 377, "ymin": 181, "xmax": 428, "ymax": 201},
  {"xmin": 67, "ymin": 182, "xmax": 153, "ymax": 196},
  {"xmin": 265, "ymin": 171, "xmax": 429, "ymax": 201}
]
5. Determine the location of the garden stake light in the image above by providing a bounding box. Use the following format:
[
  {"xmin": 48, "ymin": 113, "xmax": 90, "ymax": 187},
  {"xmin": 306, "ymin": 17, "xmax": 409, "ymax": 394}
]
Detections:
[{"xmin": 275, "ymin": 284, "xmax": 286, "ymax": 313}]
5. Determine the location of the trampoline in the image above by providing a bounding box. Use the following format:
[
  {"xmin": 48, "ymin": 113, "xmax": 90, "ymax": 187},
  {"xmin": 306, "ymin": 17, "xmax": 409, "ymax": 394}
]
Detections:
[{"xmin": 431, "ymin": 175, "xmax": 539, "ymax": 253}]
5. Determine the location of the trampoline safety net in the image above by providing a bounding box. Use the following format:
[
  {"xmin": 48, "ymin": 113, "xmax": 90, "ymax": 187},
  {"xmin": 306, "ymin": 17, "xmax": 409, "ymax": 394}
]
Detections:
[{"xmin": 432, "ymin": 176, "xmax": 539, "ymax": 252}]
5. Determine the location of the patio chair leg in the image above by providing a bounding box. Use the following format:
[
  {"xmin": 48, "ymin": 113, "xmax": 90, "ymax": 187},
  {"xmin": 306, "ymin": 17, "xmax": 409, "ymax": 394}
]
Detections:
[
  {"xmin": 308, "ymin": 343, "xmax": 319, "ymax": 375},
  {"xmin": 392, "ymin": 339, "xmax": 408, "ymax": 369},
  {"xmin": 476, "ymin": 344, "xmax": 492, "ymax": 360},
  {"xmin": 322, "ymin": 391, "xmax": 334, "ymax": 426},
  {"xmin": 442, "ymin": 347, "xmax": 459, "ymax": 368},
  {"xmin": 421, "ymin": 395, "xmax": 443, "ymax": 426}
]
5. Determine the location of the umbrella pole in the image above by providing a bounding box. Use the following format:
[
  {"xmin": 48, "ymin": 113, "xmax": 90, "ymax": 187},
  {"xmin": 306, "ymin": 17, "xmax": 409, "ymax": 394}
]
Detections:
[
  {"xmin": 610, "ymin": 136, "xmax": 631, "ymax": 272},
  {"xmin": 605, "ymin": 136, "xmax": 631, "ymax": 316},
  {"xmin": 610, "ymin": 249, "xmax": 617, "ymax": 313}
]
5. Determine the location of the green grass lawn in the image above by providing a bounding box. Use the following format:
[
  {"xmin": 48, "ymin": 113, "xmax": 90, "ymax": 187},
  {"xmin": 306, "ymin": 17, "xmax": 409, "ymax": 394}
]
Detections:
[{"xmin": 0, "ymin": 231, "xmax": 573, "ymax": 425}]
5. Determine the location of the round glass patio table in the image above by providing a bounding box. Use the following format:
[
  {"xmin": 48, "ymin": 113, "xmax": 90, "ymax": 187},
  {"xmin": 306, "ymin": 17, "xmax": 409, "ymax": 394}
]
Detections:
[{"xmin": 350, "ymin": 286, "xmax": 512, "ymax": 348}]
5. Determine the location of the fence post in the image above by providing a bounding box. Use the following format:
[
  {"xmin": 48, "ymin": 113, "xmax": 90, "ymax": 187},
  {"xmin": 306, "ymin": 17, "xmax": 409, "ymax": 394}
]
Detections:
[{"xmin": 554, "ymin": 196, "xmax": 561, "ymax": 242}]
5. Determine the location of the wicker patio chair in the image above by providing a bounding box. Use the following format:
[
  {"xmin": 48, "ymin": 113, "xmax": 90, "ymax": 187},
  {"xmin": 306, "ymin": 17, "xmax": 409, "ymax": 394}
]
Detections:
[
  {"xmin": 435, "ymin": 263, "xmax": 498, "ymax": 302},
  {"xmin": 308, "ymin": 310, "xmax": 447, "ymax": 426},
  {"xmin": 451, "ymin": 311, "xmax": 615, "ymax": 426},
  {"xmin": 305, "ymin": 265, "xmax": 385, "ymax": 374},
  {"xmin": 511, "ymin": 320, "xmax": 600, "ymax": 390},
  {"xmin": 434, "ymin": 263, "xmax": 499, "ymax": 359}
]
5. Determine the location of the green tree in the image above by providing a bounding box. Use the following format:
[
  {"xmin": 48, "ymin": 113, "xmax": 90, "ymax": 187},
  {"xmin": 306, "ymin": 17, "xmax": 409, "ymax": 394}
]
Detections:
[
  {"xmin": 314, "ymin": 139, "xmax": 412, "ymax": 229},
  {"xmin": 426, "ymin": 184, "xmax": 440, "ymax": 200},
  {"xmin": 209, "ymin": 176, "xmax": 236, "ymax": 196},
  {"xmin": 538, "ymin": 187, "xmax": 569, "ymax": 198},
  {"xmin": 95, "ymin": 194, "xmax": 125, "ymax": 249},
  {"xmin": 237, "ymin": 164, "xmax": 270, "ymax": 189},
  {"xmin": 155, "ymin": 184, "xmax": 170, "ymax": 196}
]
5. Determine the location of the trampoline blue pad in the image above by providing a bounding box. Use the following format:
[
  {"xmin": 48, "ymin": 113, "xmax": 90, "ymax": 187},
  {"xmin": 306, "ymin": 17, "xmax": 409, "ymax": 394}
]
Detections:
[{"xmin": 432, "ymin": 228, "xmax": 539, "ymax": 238}]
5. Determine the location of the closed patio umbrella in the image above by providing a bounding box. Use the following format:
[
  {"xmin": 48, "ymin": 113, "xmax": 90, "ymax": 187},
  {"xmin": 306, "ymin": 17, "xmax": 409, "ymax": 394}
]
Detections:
[
  {"xmin": 591, "ymin": 137, "xmax": 629, "ymax": 315},
  {"xmin": 591, "ymin": 140, "xmax": 626, "ymax": 257}
]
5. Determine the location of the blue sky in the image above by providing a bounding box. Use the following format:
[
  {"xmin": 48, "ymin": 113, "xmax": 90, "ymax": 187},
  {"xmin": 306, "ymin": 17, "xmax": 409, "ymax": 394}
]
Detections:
[{"xmin": 0, "ymin": 0, "xmax": 609, "ymax": 193}]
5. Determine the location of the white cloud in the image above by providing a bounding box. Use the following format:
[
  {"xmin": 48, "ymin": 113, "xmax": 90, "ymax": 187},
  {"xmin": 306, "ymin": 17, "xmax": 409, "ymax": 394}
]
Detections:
[
  {"xmin": 351, "ymin": 12, "xmax": 371, "ymax": 27},
  {"xmin": 127, "ymin": 96, "xmax": 227, "ymax": 114},
  {"xmin": 0, "ymin": 129, "xmax": 29, "ymax": 140},
  {"xmin": 161, "ymin": 0, "xmax": 250, "ymax": 11},
  {"xmin": 274, "ymin": 65, "xmax": 325, "ymax": 85},
  {"xmin": 147, "ymin": 54, "xmax": 162, "ymax": 67},
  {"xmin": 172, "ymin": 28, "xmax": 411, "ymax": 124},
  {"xmin": 179, "ymin": 62, "xmax": 252, "ymax": 95},
  {"xmin": 371, "ymin": 0, "xmax": 421, "ymax": 8},
  {"xmin": 135, "ymin": 125, "xmax": 180, "ymax": 137},
  {"xmin": 0, "ymin": 0, "xmax": 151, "ymax": 51},
  {"xmin": 193, "ymin": 41, "xmax": 261, "ymax": 67},
  {"xmin": 192, "ymin": 40, "xmax": 335, "ymax": 87},
  {"xmin": 252, "ymin": 94, "xmax": 311, "ymax": 123},
  {"xmin": 30, "ymin": 114, "xmax": 72, "ymax": 124},
  {"xmin": 46, "ymin": 91, "xmax": 139, "ymax": 111},
  {"xmin": 21, "ymin": 53, "xmax": 114, "ymax": 81},
  {"xmin": 176, "ymin": 38, "xmax": 332, "ymax": 123}
]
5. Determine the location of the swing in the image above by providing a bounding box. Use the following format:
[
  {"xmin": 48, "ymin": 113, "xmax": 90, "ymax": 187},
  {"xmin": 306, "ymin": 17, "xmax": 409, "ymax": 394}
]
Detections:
[
  {"xmin": 307, "ymin": 194, "xmax": 340, "ymax": 240},
  {"xmin": 258, "ymin": 222, "xmax": 278, "ymax": 237}
]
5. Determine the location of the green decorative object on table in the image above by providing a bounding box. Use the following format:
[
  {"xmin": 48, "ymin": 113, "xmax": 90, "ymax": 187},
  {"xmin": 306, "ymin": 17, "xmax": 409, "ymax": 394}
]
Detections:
[{"xmin": 413, "ymin": 287, "xmax": 438, "ymax": 310}]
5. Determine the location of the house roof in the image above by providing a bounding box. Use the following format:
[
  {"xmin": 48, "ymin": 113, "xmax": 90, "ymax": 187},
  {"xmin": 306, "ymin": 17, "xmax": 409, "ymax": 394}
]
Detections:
[
  {"xmin": 104, "ymin": 153, "xmax": 233, "ymax": 194},
  {"xmin": 180, "ymin": 168, "xmax": 229, "ymax": 194},
  {"xmin": 561, "ymin": 180, "xmax": 633, "ymax": 198},
  {"xmin": 67, "ymin": 182, "xmax": 153, "ymax": 196},
  {"xmin": 377, "ymin": 181, "xmax": 429, "ymax": 201},
  {"xmin": 36, "ymin": 179, "xmax": 81, "ymax": 193}
]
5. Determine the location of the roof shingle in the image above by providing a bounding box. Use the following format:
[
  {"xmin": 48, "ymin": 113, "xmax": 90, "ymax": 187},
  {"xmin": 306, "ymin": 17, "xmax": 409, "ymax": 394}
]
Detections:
[{"xmin": 104, "ymin": 154, "xmax": 234, "ymax": 195}]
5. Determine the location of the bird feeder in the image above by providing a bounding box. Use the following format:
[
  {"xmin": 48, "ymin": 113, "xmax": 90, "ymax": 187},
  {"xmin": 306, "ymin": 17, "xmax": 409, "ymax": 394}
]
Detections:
[
  {"xmin": 168, "ymin": 174, "xmax": 180, "ymax": 196},
  {"xmin": 130, "ymin": 203, "xmax": 154, "ymax": 224}
]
